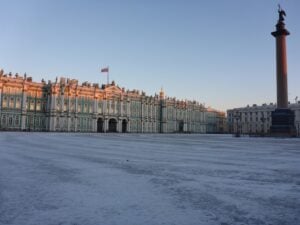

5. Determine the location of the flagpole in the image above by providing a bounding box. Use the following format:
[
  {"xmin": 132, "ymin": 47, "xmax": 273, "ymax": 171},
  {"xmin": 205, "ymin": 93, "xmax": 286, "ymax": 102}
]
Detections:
[
  {"xmin": 101, "ymin": 66, "xmax": 109, "ymax": 85},
  {"xmin": 107, "ymin": 66, "xmax": 109, "ymax": 85}
]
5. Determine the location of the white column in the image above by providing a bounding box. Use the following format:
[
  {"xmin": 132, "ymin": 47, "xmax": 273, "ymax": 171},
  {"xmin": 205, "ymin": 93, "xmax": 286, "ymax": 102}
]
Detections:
[
  {"xmin": 127, "ymin": 101, "xmax": 130, "ymax": 116},
  {"xmin": 104, "ymin": 118, "xmax": 109, "ymax": 132},
  {"xmin": 67, "ymin": 117, "xmax": 71, "ymax": 132},
  {"xmin": 0, "ymin": 89, "xmax": 2, "ymax": 112},
  {"xmin": 67, "ymin": 97, "xmax": 71, "ymax": 131},
  {"xmin": 92, "ymin": 98, "xmax": 98, "ymax": 132},
  {"xmin": 93, "ymin": 98, "xmax": 97, "ymax": 113},
  {"xmin": 49, "ymin": 95, "xmax": 57, "ymax": 131},
  {"xmin": 117, "ymin": 120, "xmax": 122, "ymax": 132},
  {"xmin": 107, "ymin": 100, "xmax": 111, "ymax": 115},
  {"xmin": 74, "ymin": 96, "xmax": 78, "ymax": 131},
  {"xmin": 120, "ymin": 101, "xmax": 123, "ymax": 117},
  {"xmin": 61, "ymin": 94, "xmax": 64, "ymax": 112},
  {"xmin": 103, "ymin": 100, "xmax": 107, "ymax": 115},
  {"xmin": 21, "ymin": 90, "xmax": 27, "ymax": 130}
]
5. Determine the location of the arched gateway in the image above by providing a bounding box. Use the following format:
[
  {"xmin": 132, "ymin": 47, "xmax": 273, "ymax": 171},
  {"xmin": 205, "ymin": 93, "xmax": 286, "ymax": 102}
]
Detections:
[
  {"xmin": 108, "ymin": 118, "xmax": 117, "ymax": 132},
  {"xmin": 122, "ymin": 119, "xmax": 127, "ymax": 133},
  {"xmin": 178, "ymin": 121, "xmax": 184, "ymax": 133}
]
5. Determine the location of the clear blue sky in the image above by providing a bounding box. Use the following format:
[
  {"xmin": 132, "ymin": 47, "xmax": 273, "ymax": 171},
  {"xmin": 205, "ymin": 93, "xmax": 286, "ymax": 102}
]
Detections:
[{"xmin": 0, "ymin": 0, "xmax": 299, "ymax": 111}]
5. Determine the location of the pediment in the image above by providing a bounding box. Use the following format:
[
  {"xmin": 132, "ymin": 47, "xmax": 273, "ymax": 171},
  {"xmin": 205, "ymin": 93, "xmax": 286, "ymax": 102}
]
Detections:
[{"xmin": 105, "ymin": 85, "xmax": 122, "ymax": 94}]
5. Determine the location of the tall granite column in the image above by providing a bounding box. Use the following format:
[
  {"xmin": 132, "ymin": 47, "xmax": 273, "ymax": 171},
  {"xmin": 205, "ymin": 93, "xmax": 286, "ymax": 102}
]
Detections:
[
  {"xmin": 270, "ymin": 6, "xmax": 296, "ymax": 136},
  {"xmin": 272, "ymin": 8, "xmax": 289, "ymax": 108}
]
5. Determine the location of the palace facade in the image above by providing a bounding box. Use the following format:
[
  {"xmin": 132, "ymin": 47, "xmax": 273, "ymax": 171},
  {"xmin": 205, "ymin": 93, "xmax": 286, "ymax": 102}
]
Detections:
[{"xmin": 0, "ymin": 69, "xmax": 223, "ymax": 133}]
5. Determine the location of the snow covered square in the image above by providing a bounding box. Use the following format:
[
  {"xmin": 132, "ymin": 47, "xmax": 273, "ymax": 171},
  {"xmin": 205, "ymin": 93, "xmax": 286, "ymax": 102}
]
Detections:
[{"xmin": 0, "ymin": 133, "xmax": 299, "ymax": 225}]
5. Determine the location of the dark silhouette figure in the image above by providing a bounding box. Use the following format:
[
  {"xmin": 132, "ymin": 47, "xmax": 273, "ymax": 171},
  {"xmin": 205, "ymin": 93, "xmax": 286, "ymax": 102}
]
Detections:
[{"xmin": 278, "ymin": 4, "xmax": 286, "ymax": 22}]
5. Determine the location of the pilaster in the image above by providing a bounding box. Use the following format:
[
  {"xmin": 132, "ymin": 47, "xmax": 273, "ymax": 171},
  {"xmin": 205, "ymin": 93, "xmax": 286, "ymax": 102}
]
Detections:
[
  {"xmin": 21, "ymin": 87, "xmax": 27, "ymax": 130},
  {"xmin": 49, "ymin": 94, "xmax": 57, "ymax": 131},
  {"xmin": 127, "ymin": 101, "xmax": 130, "ymax": 116},
  {"xmin": 104, "ymin": 118, "xmax": 108, "ymax": 132}
]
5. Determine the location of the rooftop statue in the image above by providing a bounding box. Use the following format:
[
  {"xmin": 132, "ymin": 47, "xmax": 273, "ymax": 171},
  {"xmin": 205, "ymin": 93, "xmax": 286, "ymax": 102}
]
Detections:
[{"xmin": 278, "ymin": 4, "xmax": 286, "ymax": 22}]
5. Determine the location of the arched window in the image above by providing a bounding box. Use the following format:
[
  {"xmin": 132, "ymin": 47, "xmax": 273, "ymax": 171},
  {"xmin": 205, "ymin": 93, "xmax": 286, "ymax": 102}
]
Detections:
[{"xmin": 2, "ymin": 97, "xmax": 7, "ymax": 108}]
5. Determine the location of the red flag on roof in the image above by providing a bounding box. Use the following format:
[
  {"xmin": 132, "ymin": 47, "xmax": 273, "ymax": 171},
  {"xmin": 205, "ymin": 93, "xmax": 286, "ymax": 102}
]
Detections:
[{"xmin": 101, "ymin": 67, "xmax": 109, "ymax": 73}]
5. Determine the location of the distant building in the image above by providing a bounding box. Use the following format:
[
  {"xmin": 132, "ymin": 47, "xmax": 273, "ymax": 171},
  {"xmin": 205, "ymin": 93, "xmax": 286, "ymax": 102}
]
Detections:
[
  {"xmin": 206, "ymin": 108, "xmax": 227, "ymax": 133},
  {"xmin": 0, "ymin": 69, "xmax": 224, "ymax": 133},
  {"xmin": 227, "ymin": 102, "xmax": 300, "ymax": 136}
]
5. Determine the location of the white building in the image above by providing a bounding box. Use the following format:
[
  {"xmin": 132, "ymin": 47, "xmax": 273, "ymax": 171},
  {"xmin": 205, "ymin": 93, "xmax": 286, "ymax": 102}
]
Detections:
[{"xmin": 227, "ymin": 102, "xmax": 300, "ymax": 136}]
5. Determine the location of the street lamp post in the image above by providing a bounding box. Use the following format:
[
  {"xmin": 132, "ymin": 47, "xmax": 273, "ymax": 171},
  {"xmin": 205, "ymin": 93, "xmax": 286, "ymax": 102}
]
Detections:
[
  {"xmin": 234, "ymin": 112, "xmax": 241, "ymax": 137},
  {"xmin": 261, "ymin": 115, "xmax": 266, "ymax": 136}
]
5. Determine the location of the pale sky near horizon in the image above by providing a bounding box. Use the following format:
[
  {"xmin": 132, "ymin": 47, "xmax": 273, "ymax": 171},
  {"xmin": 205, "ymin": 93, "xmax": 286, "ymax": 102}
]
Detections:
[{"xmin": 0, "ymin": 0, "xmax": 299, "ymax": 111}]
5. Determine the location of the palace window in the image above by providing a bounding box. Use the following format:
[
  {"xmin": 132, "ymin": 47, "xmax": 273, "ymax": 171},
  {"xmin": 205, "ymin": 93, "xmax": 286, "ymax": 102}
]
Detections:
[
  {"xmin": 70, "ymin": 101, "xmax": 75, "ymax": 112},
  {"xmin": 56, "ymin": 98, "xmax": 61, "ymax": 111},
  {"xmin": 56, "ymin": 117, "xmax": 60, "ymax": 128},
  {"xmin": 78, "ymin": 118, "xmax": 81, "ymax": 128},
  {"xmin": 30, "ymin": 117, "xmax": 34, "ymax": 126},
  {"xmin": 16, "ymin": 98, "xmax": 21, "ymax": 109},
  {"xmin": 64, "ymin": 101, "xmax": 68, "ymax": 112},
  {"xmin": 36, "ymin": 101, "xmax": 41, "ymax": 111},
  {"xmin": 41, "ymin": 118, "xmax": 45, "ymax": 127},
  {"xmin": 64, "ymin": 119, "xmax": 67, "ymax": 129},
  {"xmin": 2, "ymin": 115, "xmax": 6, "ymax": 125},
  {"xmin": 15, "ymin": 116, "xmax": 19, "ymax": 126},
  {"xmin": 84, "ymin": 104, "xmax": 88, "ymax": 113},
  {"xmin": 35, "ymin": 117, "xmax": 40, "ymax": 127},
  {"xmin": 8, "ymin": 117, "xmax": 13, "ymax": 126},
  {"xmin": 30, "ymin": 100, "xmax": 35, "ymax": 110},
  {"xmin": 42, "ymin": 102, "xmax": 46, "ymax": 112},
  {"xmin": 9, "ymin": 97, "xmax": 15, "ymax": 108},
  {"xmin": 83, "ymin": 118, "xmax": 86, "ymax": 128},
  {"xmin": 106, "ymin": 102, "xmax": 109, "ymax": 113},
  {"xmin": 98, "ymin": 103, "xmax": 102, "ymax": 113},
  {"xmin": 2, "ymin": 97, "xmax": 8, "ymax": 108}
]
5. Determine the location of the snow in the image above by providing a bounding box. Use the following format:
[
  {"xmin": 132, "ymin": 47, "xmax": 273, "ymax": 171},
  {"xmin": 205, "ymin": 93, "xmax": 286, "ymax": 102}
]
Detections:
[{"xmin": 0, "ymin": 133, "xmax": 299, "ymax": 225}]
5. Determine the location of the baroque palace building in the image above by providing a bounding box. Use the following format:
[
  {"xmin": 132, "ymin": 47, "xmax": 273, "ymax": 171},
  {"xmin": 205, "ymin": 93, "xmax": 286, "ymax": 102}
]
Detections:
[
  {"xmin": 0, "ymin": 69, "xmax": 223, "ymax": 133},
  {"xmin": 227, "ymin": 102, "xmax": 300, "ymax": 136}
]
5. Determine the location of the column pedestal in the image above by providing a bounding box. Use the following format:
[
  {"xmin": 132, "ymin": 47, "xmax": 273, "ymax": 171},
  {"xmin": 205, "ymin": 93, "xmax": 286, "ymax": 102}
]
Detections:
[{"xmin": 270, "ymin": 109, "xmax": 296, "ymax": 136}]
